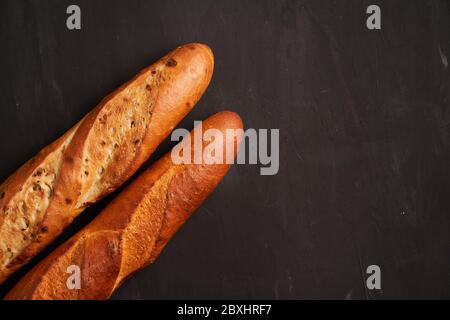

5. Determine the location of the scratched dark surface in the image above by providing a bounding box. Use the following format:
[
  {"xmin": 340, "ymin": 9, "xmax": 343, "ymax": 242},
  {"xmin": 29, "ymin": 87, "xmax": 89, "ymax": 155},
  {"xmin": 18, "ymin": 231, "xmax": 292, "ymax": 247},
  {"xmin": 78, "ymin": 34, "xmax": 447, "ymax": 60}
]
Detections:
[{"xmin": 0, "ymin": 0, "xmax": 449, "ymax": 299}]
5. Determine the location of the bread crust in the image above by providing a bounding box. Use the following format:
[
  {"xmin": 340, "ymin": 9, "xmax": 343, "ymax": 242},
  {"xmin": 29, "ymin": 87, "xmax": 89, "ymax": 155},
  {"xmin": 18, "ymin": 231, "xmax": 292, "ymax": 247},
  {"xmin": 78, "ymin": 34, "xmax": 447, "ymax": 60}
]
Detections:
[
  {"xmin": 0, "ymin": 43, "xmax": 214, "ymax": 284},
  {"xmin": 5, "ymin": 111, "xmax": 243, "ymax": 300}
]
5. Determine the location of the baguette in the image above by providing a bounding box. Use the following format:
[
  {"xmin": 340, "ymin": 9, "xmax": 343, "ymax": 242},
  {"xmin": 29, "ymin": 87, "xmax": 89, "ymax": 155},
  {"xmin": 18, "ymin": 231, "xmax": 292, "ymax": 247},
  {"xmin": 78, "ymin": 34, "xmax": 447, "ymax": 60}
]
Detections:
[
  {"xmin": 5, "ymin": 111, "xmax": 243, "ymax": 300},
  {"xmin": 0, "ymin": 43, "xmax": 214, "ymax": 284}
]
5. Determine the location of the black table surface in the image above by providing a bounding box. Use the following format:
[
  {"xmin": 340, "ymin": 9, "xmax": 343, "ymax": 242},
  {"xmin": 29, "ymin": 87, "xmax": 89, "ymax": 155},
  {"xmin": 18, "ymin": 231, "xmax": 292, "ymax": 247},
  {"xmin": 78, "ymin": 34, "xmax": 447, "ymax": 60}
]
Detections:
[{"xmin": 0, "ymin": 0, "xmax": 449, "ymax": 299}]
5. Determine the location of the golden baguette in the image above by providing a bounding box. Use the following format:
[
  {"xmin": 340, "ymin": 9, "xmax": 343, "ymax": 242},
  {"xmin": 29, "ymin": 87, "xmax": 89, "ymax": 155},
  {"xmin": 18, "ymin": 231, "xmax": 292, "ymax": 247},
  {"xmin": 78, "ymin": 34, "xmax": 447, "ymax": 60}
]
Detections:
[
  {"xmin": 5, "ymin": 111, "xmax": 243, "ymax": 300},
  {"xmin": 0, "ymin": 43, "xmax": 214, "ymax": 284}
]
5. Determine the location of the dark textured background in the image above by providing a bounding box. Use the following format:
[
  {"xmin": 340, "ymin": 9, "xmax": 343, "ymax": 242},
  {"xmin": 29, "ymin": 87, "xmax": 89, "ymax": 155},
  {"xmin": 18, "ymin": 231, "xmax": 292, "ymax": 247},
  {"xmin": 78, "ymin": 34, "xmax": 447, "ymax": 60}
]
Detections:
[{"xmin": 0, "ymin": 0, "xmax": 449, "ymax": 299}]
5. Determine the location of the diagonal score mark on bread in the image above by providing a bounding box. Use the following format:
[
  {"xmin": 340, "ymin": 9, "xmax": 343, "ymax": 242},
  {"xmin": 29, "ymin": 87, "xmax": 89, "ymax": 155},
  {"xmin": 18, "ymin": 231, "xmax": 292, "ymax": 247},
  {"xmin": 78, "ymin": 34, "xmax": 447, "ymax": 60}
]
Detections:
[
  {"xmin": 20, "ymin": 165, "xmax": 180, "ymax": 300},
  {"xmin": 75, "ymin": 64, "xmax": 164, "ymax": 209},
  {"xmin": 0, "ymin": 122, "xmax": 82, "ymax": 281}
]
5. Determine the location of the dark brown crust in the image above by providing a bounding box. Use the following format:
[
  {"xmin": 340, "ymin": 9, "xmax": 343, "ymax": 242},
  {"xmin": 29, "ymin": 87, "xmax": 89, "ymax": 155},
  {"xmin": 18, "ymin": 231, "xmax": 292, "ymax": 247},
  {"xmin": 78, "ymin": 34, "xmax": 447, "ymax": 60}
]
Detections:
[
  {"xmin": 5, "ymin": 111, "xmax": 243, "ymax": 300},
  {"xmin": 0, "ymin": 43, "xmax": 214, "ymax": 284}
]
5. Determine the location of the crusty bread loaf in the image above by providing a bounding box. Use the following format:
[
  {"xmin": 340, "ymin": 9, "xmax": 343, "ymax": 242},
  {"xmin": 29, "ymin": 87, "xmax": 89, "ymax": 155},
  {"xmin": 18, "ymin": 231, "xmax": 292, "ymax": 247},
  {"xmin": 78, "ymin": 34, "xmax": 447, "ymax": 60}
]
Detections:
[
  {"xmin": 5, "ymin": 111, "xmax": 243, "ymax": 300},
  {"xmin": 0, "ymin": 43, "xmax": 214, "ymax": 284}
]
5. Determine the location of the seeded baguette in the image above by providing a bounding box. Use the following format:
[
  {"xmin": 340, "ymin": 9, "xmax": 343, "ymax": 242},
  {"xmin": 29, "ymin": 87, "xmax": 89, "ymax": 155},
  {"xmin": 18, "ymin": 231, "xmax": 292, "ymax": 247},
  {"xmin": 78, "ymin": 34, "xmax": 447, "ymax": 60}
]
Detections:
[
  {"xmin": 5, "ymin": 111, "xmax": 243, "ymax": 300},
  {"xmin": 0, "ymin": 43, "xmax": 214, "ymax": 284}
]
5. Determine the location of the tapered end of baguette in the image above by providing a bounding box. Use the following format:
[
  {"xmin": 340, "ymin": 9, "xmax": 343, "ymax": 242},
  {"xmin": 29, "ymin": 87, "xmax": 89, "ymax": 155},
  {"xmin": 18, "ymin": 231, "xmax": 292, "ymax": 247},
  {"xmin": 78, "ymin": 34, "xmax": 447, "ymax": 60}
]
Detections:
[
  {"xmin": 183, "ymin": 43, "xmax": 214, "ymax": 70},
  {"xmin": 145, "ymin": 111, "xmax": 243, "ymax": 263},
  {"xmin": 202, "ymin": 110, "xmax": 243, "ymax": 132}
]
